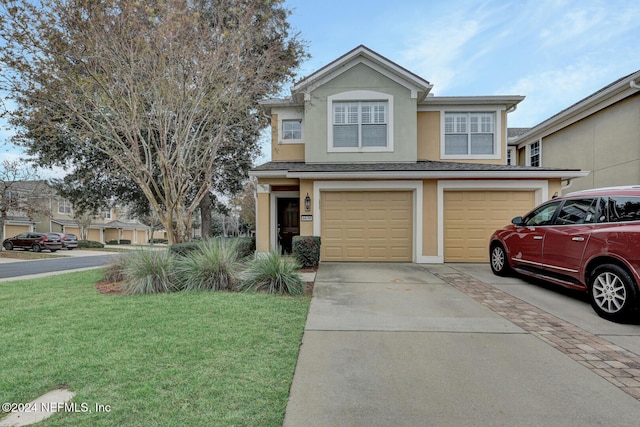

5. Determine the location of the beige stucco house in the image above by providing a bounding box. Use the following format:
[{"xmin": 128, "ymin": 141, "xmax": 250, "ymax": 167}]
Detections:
[
  {"xmin": 512, "ymin": 69, "xmax": 640, "ymax": 193},
  {"xmin": 1, "ymin": 180, "xmax": 150, "ymax": 244},
  {"xmin": 250, "ymin": 46, "xmax": 587, "ymax": 263}
]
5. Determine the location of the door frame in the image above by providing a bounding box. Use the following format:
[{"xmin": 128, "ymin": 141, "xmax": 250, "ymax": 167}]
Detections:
[{"xmin": 270, "ymin": 191, "xmax": 299, "ymax": 252}]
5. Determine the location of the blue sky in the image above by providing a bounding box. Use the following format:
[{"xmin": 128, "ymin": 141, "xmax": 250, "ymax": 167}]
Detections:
[
  {"xmin": 285, "ymin": 0, "xmax": 640, "ymax": 128},
  {"xmin": 2, "ymin": 0, "xmax": 639, "ymax": 171}
]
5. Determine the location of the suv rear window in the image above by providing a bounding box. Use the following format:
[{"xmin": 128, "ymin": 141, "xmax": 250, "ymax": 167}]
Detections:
[{"xmin": 605, "ymin": 197, "xmax": 640, "ymax": 222}]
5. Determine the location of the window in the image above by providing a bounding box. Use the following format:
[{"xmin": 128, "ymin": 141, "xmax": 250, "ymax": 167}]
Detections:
[
  {"xmin": 282, "ymin": 119, "xmax": 302, "ymax": 140},
  {"xmin": 444, "ymin": 112, "xmax": 495, "ymax": 156},
  {"xmin": 58, "ymin": 199, "xmax": 72, "ymax": 215},
  {"xmin": 104, "ymin": 208, "xmax": 112, "ymax": 220},
  {"xmin": 555, "ymin": 199, "xmax": 597, "ymax": 225},
  {"xmin": 333, "ymin": 101, "xmax": 388, "ymax": 149},
  {"xmin": 523, "ymin": 200, "xmax": 561, "ymax": 226},
  {"xmin": 506, "ymin": 148, "xmax": 515, "ymax": 165},
  {"xmin": 605, "ymin": 197, "xmax": 640, "ymax": 222},
  {"xmin": 529, "ymin": 140, "xmax": 541, "ymax": 167}
]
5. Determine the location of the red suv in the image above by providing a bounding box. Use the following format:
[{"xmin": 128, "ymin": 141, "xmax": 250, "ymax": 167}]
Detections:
[
  {"xmin": 489, "ymin": 186, "xmax": 640, "ymax": 321},
  {"xmin": 2, "ymin": 232, "xmax": 63, "ymax": 253}
]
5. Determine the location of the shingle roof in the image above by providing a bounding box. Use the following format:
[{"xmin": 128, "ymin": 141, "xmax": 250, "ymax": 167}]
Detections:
[{"xmin": 251, "ymin": 160, "xmax": 579, "ymax": 173}]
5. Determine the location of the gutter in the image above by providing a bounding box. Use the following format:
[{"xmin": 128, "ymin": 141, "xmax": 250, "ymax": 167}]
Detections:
[
  {"xmin": 631, "ymin": 78, "xmax": 640, "ymax": 90},
  {"xmin": 250, "ymin": 169, "xmax": 590, "ymax": 181}
]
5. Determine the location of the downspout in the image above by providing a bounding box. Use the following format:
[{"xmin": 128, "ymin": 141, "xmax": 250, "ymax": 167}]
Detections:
[{"xmin": 562, "ymin": 178, "xmax": 574, "ymax": 192}]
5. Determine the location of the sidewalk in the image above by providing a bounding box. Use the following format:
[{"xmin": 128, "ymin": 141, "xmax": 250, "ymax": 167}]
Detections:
[{"xmin": 283, "ymin": 263, "xmax": 640, "ymax": 426}]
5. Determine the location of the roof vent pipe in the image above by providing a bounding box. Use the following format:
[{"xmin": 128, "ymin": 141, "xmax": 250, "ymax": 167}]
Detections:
[{"xmin": 631, "ymin": 78, "xmax": 640, "ymax": 91}]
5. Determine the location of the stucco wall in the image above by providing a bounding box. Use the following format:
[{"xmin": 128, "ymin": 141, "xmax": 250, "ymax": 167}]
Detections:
[
  {"xmin": 304, "ymin": 63, "xmax": 417, "ymax": 163},
  {"xmin": 541, "ymin": 94, "xmax": 640, "ymax": 192},
  {"xmin": 417, "ymin": 110, "xmax": 508, "ymax": 164}
]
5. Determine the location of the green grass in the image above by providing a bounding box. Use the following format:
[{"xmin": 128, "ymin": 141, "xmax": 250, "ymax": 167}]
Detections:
[{"xmin": 0, "ymin": 270, "xmax": 310, "ymax": 426}]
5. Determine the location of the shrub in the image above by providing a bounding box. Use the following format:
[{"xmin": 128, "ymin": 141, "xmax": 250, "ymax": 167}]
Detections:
[
  {"xmin": 120, "ymin": 250, "xmax": 177, "ymax": 295},
  {"xmin": 106, "ymin": 239, "xmax": 119, "ymax": 245},
  {"xmin": 235, "ymin": 236, "xmax": 256, "ymax": 259},
  {"xmin": 292, "ymin": 236, "xmax": 321, "ymax": 268},
  {"xmin": 169, "ymin": 241, "xmax": 202, "ymax": 257},
  {"xmin": 120, "ymin": 239, "xmax": 131, "ymax": 245},
  {"xmin": 149, "ymin": 238, "xmax": 168, "ymax": 244},
  {"xmin": 78, "ymin": 240, "xmax": 105, "ymax": 248},
  {"xmin": 174, "ymin": 239, "xmax": 242, "ymax": 291},
  {"xmin": 104, "ymin": 254, "xmax": 128, "ymax": 283},
  {"xmin": 238, "ymin": 251, "xmax": 304, "ymax": 296}
]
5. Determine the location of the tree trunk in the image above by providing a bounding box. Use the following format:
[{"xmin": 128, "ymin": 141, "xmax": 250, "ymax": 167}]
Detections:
[{"xmin": 200, "ymin": 192, "xmax": 212, "ymax": 239}]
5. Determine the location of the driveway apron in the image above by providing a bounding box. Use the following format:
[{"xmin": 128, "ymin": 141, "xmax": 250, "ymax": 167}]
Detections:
[{"xmin": 283, "ymin": 262, "xmax": 640, "ymax": 427}]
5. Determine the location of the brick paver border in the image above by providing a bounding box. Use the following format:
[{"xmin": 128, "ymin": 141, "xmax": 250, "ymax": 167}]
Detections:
[{"xmin": 435, "ymin": 272, "xmax": 640, "ymax": 401}]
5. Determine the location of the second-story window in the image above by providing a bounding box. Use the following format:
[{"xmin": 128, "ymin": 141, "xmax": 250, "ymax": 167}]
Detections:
[
  {"xmin": 528, "ymin": 140, "xmax": 541, "ymax": 167},
  {"xmin": 333, "ymin": 101, "xmax": 388, "ymax": 148},
  {"xmin": 58, "ymin": 199, "xmax": 72, "ymax": 215},
  {"xmin": 444, "ymin": 112, "xmax": 495, "ymax": 156},
  {"xmin": 282, "ymin": 119, "xmax": 302, "ymax": 140},
  {"xmin": 104, "ymin": 208, "xmax": 112, "ymax": 220}
]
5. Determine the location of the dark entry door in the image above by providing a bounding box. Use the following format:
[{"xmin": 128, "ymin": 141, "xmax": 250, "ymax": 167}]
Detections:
[{"xmin": 278, "ymin": 198, "xmax": 299, "ymax": 254}]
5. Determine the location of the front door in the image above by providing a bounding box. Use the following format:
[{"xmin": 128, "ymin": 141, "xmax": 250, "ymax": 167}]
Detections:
[{"xmin": 278, "ymin": 198, "xmax": 299, "ymax": 254}]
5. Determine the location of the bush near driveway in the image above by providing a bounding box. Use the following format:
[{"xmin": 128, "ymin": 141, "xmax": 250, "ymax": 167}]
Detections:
[
  {"xmin": 109, "ymin": 239, "xmax": 305, "ymax": 296},
  {"xmin": 292, "ymin": 236, "xmax": 321, "ymax": 268},
  {"xmin": 174, "ymin": 238, "xmax": 243, "ymax": 291},
  {"xmin": 0, "ymin": 270, "xmax": 310, "ymax": 426},
  {"xmin": 238, "ymin": 251, "xmax": 304, "ymax": 296}
]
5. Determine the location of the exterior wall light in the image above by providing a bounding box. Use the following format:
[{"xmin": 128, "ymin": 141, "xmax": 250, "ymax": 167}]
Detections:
[{"xmin": 304, "ymin": 193, "xmax": 311, "ymax": 212}]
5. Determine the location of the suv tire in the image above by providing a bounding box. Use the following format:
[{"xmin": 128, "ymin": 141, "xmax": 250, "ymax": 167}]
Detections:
[
  {"xmin": 589, "ymin": 264, "xmax": 637, "ymax": 322},
  {"xmin": 490, "ymin": 243, "xmax": 512, "ymax": 276},
  {"xmin": 3, "ymin": 242, "xmax": 13, "ymax": 251}
]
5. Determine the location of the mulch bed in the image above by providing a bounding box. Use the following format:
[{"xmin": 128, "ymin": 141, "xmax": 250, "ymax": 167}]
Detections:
[{"xmin": 96, "ymin": 266, "xmax": 318, "ymax": 296}]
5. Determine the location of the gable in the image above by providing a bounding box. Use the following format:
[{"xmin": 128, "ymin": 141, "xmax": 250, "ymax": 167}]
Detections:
[{"xmin": 292, "ymin": 45, "xmax": 432, "ymax": 102}]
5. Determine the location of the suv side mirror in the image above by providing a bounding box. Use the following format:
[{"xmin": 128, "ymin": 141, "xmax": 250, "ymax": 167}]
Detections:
[{"xmin": 511, "ymin": 216, "xmax": 524, "ymax": 226}]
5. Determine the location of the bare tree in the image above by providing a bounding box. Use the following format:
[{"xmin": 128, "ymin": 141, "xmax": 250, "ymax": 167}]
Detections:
[
  {"xmin": 0, "ymin": 0, "xmax": 305, "ymax": 243},
  {"xmin": 0, "ymin": 160, "xmax": 49, "ymax": 246}
]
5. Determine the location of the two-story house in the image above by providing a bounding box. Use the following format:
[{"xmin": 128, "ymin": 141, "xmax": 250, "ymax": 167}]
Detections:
[
  {"xmin": 512, "ymin": 69, "xmax": 640, "ymax": 193},
  {"xmin": 250, "ymin": 46, "xmax": 587, "ymax": 263},
  {"xmin": 1, "ymin": 180, "xmax": 151, "ymax": 244}
]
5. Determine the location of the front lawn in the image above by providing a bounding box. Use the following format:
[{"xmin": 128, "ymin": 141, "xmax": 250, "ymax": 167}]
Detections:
[{"xmin": 0, "ymin": 270, "xmax": 310, "ymax": 426}]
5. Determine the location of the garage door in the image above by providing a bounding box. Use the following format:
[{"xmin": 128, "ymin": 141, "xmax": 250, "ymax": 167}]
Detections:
[
  {"xmin": 444, "ymin": 191, "xmax": 536, "ymax": 262},
  {"xmin": 5, "ymin": 224, "xmax": 29, "ymax": 238},
  {"xmin": 321, "ymin": 191, "xmax": 412, "ymax": 261}
]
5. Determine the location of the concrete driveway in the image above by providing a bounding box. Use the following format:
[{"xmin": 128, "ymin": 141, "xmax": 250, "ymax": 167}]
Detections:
[{"xmin": 284, "ymin": 263, "xmax": 640, "ymax": 427}]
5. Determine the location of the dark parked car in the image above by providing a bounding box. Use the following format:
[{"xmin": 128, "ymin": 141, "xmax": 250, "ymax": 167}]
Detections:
[
  {"xmin": 489, "ymin": 186, "xmax": 640, "ymax": 321},
  {"xmin": 3, "ymin": 232, "xmax": 63, "ymax": 253},
  {"xmin": 50, "ymin": 232, "xmax": 79, "ymax": 250}
]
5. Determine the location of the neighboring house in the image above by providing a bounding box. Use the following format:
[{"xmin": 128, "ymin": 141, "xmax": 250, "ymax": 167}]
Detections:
[
  {"xmin": 1, "ymin": 180, "xmax": 150, "ymax": 244},
  {"xmin": 512, "ymin": 69, "xmax": 640, "ymax": 192},
  {"xmin": 50, "ymin": 204, "xmax": 150, "ymax": 244},
  {"xmin": 250, "ymin": 46, "xmax": 587, "ymax": 263},
  {"xmin": 0, "ymin": 180, "xmax": 53, "ymax": 239}
]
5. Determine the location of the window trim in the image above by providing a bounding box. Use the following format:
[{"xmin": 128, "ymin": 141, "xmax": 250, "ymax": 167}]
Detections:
[
  {"xmin": 440, "ymin": 107, "xmax": 502, "ymax": 160},
  {"xmin": 526, "ymin": 139, "xmax": 541, "ymax": 167},
  {"xmin": 281, "ymin": 119, "xmax": 303, "ymax": 143},
  {"xmin": 327, "ymin": 90, "xmax": 394, "ymax": 153},
  {"xmin": 58, "ymin": 199, "xmax": 72, "ymax": 215},
  {"xmin": 506, "ymin": 147, "xmax": 516, "ymax": 165}
]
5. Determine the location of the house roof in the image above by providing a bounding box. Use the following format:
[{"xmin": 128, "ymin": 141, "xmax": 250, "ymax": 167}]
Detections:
[
  {"xmin": 51, "ymin": 219, "xmax": 150, "ymax": 229},
  {"xmin": 508, "ymin": 127, "xmax": 531, "ymax": 141},
  {"xmin": 292, "ymin": 45, "xmax": 433, "ymax": 102},
  {"xmin": 513, "ymin": 69, "xmax": 640, "ymax": 145},
  {"xmin": 250, "ymin": 161, "xmax": 587, "ymax": 180}
]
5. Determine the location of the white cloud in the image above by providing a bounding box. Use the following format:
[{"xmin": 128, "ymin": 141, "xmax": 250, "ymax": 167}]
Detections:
[
  {"xmin": 400, "ymin": 20, "xmax": 482, "ymax": 93},
  {"xmin": 501, "ymin": 62, "xmax": 612, "ymax": 127}
]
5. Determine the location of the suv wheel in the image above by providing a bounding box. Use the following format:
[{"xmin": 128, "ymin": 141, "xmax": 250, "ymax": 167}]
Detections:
[
  {"xmin": 3, "ymin": 242, "xmax": 13, "ymax": 251},
  {"xmin": 589, "ymin": 264, "xmax": 637, "ymax": 321},
  {"xmin": 32, "ymin": 244, "xmax": 41, "ymax": 253},
  {"xmin": 490, "ymin": 244, "xmax": 511, "ymax": 276}
]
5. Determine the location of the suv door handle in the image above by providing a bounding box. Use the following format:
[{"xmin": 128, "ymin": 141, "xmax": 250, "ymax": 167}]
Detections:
[
  {"xmin": 572, "ymin": 237, "xmax": 585, "ymax": 242},
  {"xmin": 533, "ymin": 236, "xmax": 543, "ymax": 240}
]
